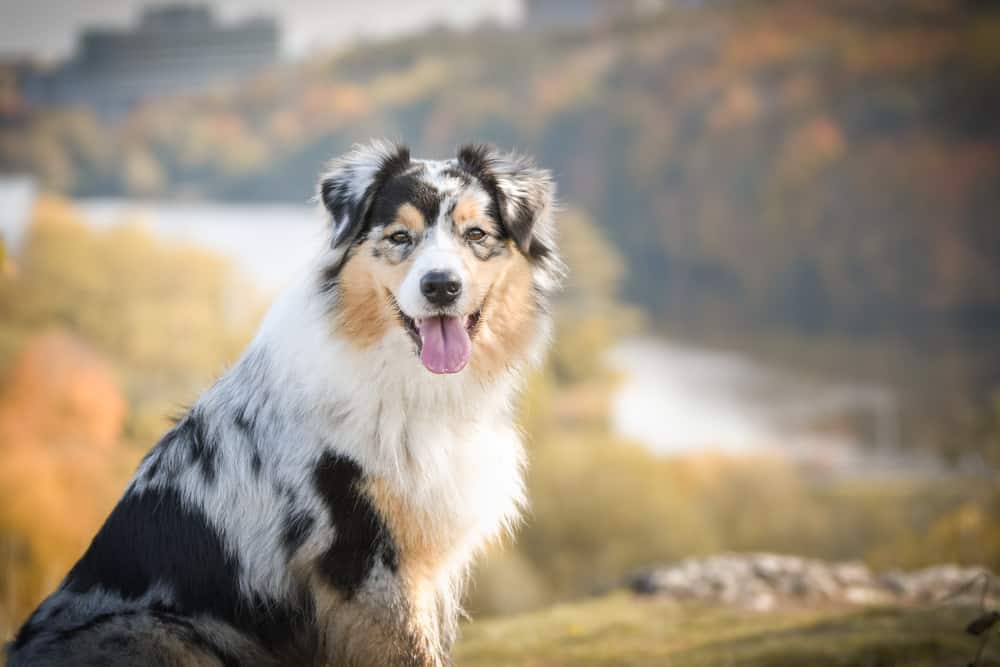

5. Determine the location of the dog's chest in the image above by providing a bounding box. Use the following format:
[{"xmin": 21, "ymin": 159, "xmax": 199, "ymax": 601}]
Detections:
[{"xmin": 365, "ymin": 414, "xmax": 525, "ymax": 573}]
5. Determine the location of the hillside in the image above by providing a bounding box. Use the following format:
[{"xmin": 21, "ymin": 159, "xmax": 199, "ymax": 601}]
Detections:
[
  {"xmin": 456, "ymin": 593, "xmax": 998, "ymax": 667},
  {"xmin": 3, "ymin": 1, "xmax": 999, "ymax": 339}
]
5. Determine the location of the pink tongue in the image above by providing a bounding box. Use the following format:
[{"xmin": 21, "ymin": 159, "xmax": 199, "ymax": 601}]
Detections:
[{"xmin": 418, "ymin": 316, "xmax": 471, "ymax": 374}]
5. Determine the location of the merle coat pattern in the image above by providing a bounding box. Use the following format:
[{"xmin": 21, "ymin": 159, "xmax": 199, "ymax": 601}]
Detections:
[{"xmin": 6, "ymin": 142, "xmax": 561, "ymax": 666}]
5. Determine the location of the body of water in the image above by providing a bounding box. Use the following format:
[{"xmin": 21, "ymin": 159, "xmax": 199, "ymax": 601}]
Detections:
[
  {"xmin": 0, "ymin": 186, "xmax": 325, "ymax": 289},
  {"xmin": 607, "ymin": 337, "xmax": 934, "ymax": 475},
  {"xmin": 0, "ymin": 177, "xmax": 36, "ymax": 253},
  {"xmin": 79, "ymin": 199, "xmax": 325, "ymax": 293}
]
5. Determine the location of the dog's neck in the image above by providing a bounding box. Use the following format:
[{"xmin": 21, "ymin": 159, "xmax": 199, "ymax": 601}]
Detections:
[
  {"xmin": 214, "ymin": 263, "xmax": 531, "ymax": 569},
  {"xmin": 228, "ymin": 262, "xmax": 532, "ymax": 486}
]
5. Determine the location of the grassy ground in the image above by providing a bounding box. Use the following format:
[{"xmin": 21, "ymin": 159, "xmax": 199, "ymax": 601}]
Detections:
[{"xmin": 457, "ymin": 592, "xmax": 1000, "ymax": 667}]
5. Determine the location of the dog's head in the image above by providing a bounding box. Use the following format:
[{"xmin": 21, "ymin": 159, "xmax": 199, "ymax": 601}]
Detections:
[{"xmin": 318, "ymin": 141, "xmax": 561, "ymax": 377}]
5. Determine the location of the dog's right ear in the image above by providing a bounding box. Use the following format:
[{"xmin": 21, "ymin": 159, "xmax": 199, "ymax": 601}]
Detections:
[
  {"xmin": 318, "ymin": 140, "xmax": 411, "ymax": 248},
  {"xmin": 456, "ymin": 144, "xmax": 556, "ymax": 261}
]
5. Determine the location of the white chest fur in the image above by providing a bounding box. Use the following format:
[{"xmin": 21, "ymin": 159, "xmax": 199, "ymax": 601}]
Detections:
[{"xmin": 256, "ymin": 270, "xmax": 528, "ymax": 573}]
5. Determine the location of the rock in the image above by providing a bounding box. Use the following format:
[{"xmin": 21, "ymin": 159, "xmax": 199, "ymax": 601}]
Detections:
[
  {"xmin": 843, "ymin": 586, "xmax": 894, "ymax": 605},
  {"xmin": 832, "ymin": 562, "xmax": 873, "ymax": 587},
  {"xmin": 629, "ymin": 553, "xmax": 998, "ymax": 611}
]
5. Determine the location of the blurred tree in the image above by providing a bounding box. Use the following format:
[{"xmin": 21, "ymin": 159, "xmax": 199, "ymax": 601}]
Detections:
[
  {"xmin": 0, "ymin": 331, "xmax": 137, "ymax": 634},
  {"xmin": 0, "ymin": 196, "xmax": 263, "ymax": 444},
  {"xmin": 0, "ymin": 197, "xmax": 264, "ymax": 635}
]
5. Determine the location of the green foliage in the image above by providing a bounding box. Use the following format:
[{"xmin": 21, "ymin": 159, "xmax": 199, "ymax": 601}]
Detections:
[
  {"xmin": 473, "ymin": 442, "xmax": 998, "ymax": 616},
  {"xmin": 520, "ymin": 437, "xmax": 716, "ymax": 598}
]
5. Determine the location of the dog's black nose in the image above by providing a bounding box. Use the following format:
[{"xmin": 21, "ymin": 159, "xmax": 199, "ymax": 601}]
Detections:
[{"xmin": 421, "ymin": 271, "xmax": 462, "ymax": 307}]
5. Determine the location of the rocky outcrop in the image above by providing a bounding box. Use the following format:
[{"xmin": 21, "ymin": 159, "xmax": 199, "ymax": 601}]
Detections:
[{"xmin": 630, "ymin": 553, "xmax": 997, "ymax": 611}]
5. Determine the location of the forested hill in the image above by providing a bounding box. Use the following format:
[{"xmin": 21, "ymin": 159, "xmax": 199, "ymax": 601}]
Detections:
[{"xmin": 2, "ymin": 0, "xmax": 999, "ymax": 340}]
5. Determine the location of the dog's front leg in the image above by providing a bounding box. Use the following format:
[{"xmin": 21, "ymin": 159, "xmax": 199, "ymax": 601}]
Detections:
[{"xmin": 317, "ymin": 587, "xmax": 448, "ymax": 667}]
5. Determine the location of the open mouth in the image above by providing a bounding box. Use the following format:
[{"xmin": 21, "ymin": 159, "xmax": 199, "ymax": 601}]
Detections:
[
  {"xmin": 404, "ymin": 312, "xmax": 480, "ymax": 375},
  {"xmin": 389, "ymin": 295, "xmax": 482, "ymax": 375}
]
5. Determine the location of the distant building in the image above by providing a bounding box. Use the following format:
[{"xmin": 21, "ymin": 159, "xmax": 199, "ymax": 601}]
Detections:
[
  {"xmin": 523, "ymin": 0, "xmax": 670, "ymax": 30},
  {"xmin": 0, "ymin": 61, "xmax": 30, "ymax": 115},
  {"xmin": 22, "ymin": 5, "xmax": 279, "ymax": 118}
]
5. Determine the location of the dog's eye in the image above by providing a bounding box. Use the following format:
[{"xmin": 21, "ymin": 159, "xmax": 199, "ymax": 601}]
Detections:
[
  {"xmin": 464, "ymin": 227, "xmax": 487, "ymax": 242},
  {"xmin": 388, "ymin": 230, "xmax": 412, "ymax": 245}
]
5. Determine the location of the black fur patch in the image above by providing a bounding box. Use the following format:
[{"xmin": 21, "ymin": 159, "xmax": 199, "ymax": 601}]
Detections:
[
  {"xmin": 232, "ymin": 351, "xmax": 272, "ymax": 480},
  {"xmin": 11, "ymin": 609, "xmax": 43, "ymax": 650},
  {"xmin": 318, "ymin": 260, "xmax": 343, "ymax": 296},
  {"xmin": 506, "ymin": 192, "xmax": 550, "ymax": 260},
  {"xmin": 311, "ymin": 452, "xmax": 398, "ymax": 598},
  {"xmin": 181, "ymin": 410, "xmax": 218, "ymax": 484},
  {"xmin": 250, "ymin": 449, "xmax": 262, "ymax": 476},
  {"xmin": 281, "ymin": 510, "xmax": 316, "ymax": 560},
  {"xmin": 62, "ymin": 485, "xmax": 306, "ymax": 652},
  {"xmin": 235, "ymin": 401, "xmax": 262, "ymax": 477},
  {"xmin": 322, "ymin": 144, "xmax": 412, "ymax": 251},
  {"xmin": 441, "ymin": 166, "xmax": 473, "ymax": 186},
  {"xmin": 456, "ymin": 144, "xmax": 505, "ymax": 230},
  {"xmin": 320, "ymin": 177, "xmax": 352, "ymax": 235},
  {"xmin": 55, "ymin": 611, "xmax": 128, "ymax": 643},
  {"xmin": 234, "ymin": 403, "xmax": 257, "ymax": 436},
  {"xmin": 97, "ymin": 633, "xmax": 133, "ymax": 651},
  {"xmin": 370, "ymin": 172, "xmax": 442, "ymax": 230},
  {"xmin": 63, "ymin": 485, "xmax": 232, "ymax": 602},
  {"xmin": 136, "ymin": 409, "xmax": 212, "ymax": 484},
  {"xmin": 143, "ymin": 455, "xmax": 161, "ymax": 481},
  {"xmin": 318, "ymin": 144, "xmax": 413, "ymax": 294}
]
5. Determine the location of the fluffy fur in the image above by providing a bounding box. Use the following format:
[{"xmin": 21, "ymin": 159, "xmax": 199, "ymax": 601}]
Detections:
[{"xmin": 6, "ymin": 142, "xmax": 561, "ymax": 666}]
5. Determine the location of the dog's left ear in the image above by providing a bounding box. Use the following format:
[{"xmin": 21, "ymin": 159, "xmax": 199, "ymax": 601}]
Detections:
[
  {"xmin": 457, "ymin": 144, "xmax": 556, "ymax": 260},
  {"xmin": 319, "ymin": 140, "xmax": 411, "ymax": 248}
]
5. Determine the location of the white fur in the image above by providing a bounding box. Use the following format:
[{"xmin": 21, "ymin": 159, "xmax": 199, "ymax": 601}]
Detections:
[{"xmin": 398, "ymin": 226, "xmax": 472, "ymax": 319}]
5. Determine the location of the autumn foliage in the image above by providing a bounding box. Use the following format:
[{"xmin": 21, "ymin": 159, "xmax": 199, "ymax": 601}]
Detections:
[
  {"xmin": 0, "ymin": 331, "xmax": 134, "ymax": 631},
  {"xmin": 0, "ymin": 0, "xmax": 998, "ymax": 640},
  {"xmin": 0, "ymin": 199, "xmax": 261, "ymax": 636}
]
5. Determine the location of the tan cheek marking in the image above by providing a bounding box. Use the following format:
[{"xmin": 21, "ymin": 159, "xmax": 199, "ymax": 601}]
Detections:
[
  {"xmin": 333, "ymin": 246, "xmax": 416, "ymax": 348},
  {"xmin": 470, "ymin": 254, "xmax": 539, "ymax": 380},
  {"xmin": 333, "ymin": 251, "xmax": 393, "ymax": 348},
  {"xmin": 395, "ymin": 202, "xmax": 426, "ymax": 233}
]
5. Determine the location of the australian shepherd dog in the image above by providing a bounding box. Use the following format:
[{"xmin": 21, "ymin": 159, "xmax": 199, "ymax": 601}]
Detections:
[{"xmin": 7, "ymin": 142, "xmax": 562, "ymax": 666}]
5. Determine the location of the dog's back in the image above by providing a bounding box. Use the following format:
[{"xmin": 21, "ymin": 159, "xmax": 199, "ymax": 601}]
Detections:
[
  {"xmin": 7, "ymin": 411, "xmax": 317, "ymax": 667},
  {"xmin": 8, "ymin": 601, "xmax": 285, "ymax": 667}
]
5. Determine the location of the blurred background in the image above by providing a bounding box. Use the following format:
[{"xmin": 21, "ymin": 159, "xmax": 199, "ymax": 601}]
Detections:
[{"xmin": 1, "ymin": 0, "xmax": 999, "ymax": 660}]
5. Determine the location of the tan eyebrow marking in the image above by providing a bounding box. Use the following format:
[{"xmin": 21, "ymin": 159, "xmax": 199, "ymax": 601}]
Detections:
[
  {"xmin": 453, "ymin": 196, "xmax": 480, "ymax": 227},
  {"xmin": 394, "ymin": 202, "xmax": 426, "ymax": 232},
  {"xmin": 452, "ymin": 194, "xmax": 499, "ymax": 234}
]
